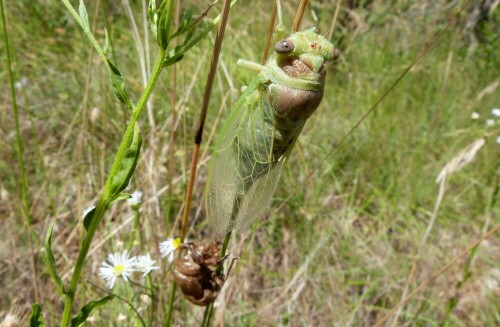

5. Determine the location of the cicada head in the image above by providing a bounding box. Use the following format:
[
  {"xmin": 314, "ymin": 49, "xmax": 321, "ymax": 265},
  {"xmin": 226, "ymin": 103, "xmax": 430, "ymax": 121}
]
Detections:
[{"xmin": 272, "ymin": 30, "xmax": 339, "ymax": 80}]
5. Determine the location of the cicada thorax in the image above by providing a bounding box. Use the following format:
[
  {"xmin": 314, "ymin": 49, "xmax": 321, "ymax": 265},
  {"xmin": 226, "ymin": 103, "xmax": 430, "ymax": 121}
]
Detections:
[
  {"xmin": 173, "ymin": 241, "xmax": 227, "ymax": 306},
  {"xmin": 269, "ymin": 57, "xmax": 325, "ymax": 121},
  {"xmin": 233, "ymin": 55, "xmax": 327, "ymax": 194}
]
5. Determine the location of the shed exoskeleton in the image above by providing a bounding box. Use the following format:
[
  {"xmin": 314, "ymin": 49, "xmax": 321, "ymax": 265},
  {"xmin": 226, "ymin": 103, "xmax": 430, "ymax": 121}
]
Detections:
[{"xmin": 173, "ymin": 241, "xmax": 237, "ymax": 306}]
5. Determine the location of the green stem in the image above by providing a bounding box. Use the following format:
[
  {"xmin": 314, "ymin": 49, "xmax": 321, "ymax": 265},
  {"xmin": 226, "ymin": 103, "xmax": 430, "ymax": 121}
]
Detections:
[
  {"xmin": 60, "ymin": 0, "xmax": 108, "ymax": 69},
  {"xmin": 127, "ymin": 206, "xmax": 141, "ymax": 251},
  {"xmin": 0, "ymin": 0, "xmax": 41, "ymax": 301},
  {"xmin": 164, "ymin": 281, "xmax": 177, "ymax": 327},
  {"xmin": 59, "ymin": 48, "xmax": 167, "ymax": 327},
  {"xmin": 203, "ymin": 195, "xmax": 242, "ymax": 326},
  {"xmin": 1, "ymin": 0, "xmax": 30, "ymax": 225}
]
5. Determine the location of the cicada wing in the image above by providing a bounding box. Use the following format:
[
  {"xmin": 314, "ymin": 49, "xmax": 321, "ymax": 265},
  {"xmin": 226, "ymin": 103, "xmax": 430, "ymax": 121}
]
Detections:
[
  {"xmin": 229, "ymin": 158, "xmax": 284, "ymax": 232},
  {"xmin": 206, "ymin": 79, "xmax": 285, "ymax": 235}
]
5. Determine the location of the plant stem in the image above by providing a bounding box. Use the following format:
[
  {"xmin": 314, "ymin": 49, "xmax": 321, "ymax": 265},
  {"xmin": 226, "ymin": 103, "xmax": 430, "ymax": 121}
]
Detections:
[
  {"xmin": 0, "ymin": 0, "xmax": 40, "ymax": 302},
  {"xmin": 179, "ymin": 0, "xmax": 232, "ymax": 242},
  {"xmin": 59, "ymin": 48, "xmax": 167, "ymax": 327},
  {"xmin": 202, "ymin": 195, "xmax": 241, "ymax": 326},
  {"xmin": 291, "ymin": 0, "xmax": 309, "ymax": 32},
  {"xmin": 164, "ymin": 282, "xmax": 176, "ymax": 327}
]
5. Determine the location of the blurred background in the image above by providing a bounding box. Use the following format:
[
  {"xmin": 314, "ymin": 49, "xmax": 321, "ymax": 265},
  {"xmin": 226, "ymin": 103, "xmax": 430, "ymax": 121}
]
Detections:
[{"xmin": 0, "ymin": 0, "xmax": 499, "ymax": 325}]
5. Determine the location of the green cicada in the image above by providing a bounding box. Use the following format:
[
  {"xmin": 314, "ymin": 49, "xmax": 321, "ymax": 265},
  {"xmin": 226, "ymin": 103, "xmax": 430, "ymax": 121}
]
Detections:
[{"xmin": 206, "ymin": 12, "xmax": 339, "ymax": 235}]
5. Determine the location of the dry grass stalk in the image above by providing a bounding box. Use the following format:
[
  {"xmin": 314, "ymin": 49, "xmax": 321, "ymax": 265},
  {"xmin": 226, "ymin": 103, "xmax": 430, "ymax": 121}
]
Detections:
[
  {"xmin": 390, "ymin": 137, "xmax": 486, "ymax": 326},
  {"xmin": 374, "ymin": 222, "xmax": 500, "ymax": 327},
  {"xmin": 180, "ymin": 0, "xmax": 233, "ymax": 242}
]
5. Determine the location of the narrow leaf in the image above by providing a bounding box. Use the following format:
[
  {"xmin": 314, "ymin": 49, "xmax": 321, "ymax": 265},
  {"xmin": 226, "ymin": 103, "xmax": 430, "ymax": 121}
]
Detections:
[
  {"xmin": 110, "ymin": 124, "xmax": 142, "ymax": 197},
  {"xmin": 148, "ymin": 0, "xmax": 158, "ymax": 37},
  {"xmin": 44, "ymin": 223, "xmax": 65, "ymax": 293},
  {"xmin": 170, "ymin": 8, "xmax": 195, "ymax": 38},
  {"xmin": 110, "ymin": 192, "xmax": 131, "ymax": 203},
  {"xmin": 163, "ymin": 0, "xmax": 238, "ymax": 67},
  {"xmin": 103, "ymin": 28, "xmax": 109, "ymax": 54},
  {"xmin": 106, "ymin": 57, "xmax": 132, "ymax": 107},
  {"xmin": 82, "ymin": 206, "xmax": 96, "ymax": 231},
  {"xmin": 156, "ymin": 0, "xmax": 175, "ymax": 49},
  {"xmin": 78, "ymin": 0, "xmax": 90, "ymax": 31},
  {"xmin": 29, "ymin": 304, "xmax": 45, "ymax": 327},
  {"xmin": 70, "ymin": 295, "xmax": 114, "ymax": 327}
]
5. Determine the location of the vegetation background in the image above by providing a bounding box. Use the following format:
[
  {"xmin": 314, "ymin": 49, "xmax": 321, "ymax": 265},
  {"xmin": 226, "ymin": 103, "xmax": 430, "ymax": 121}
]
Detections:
[{"xmin": 1, "ymin": 0, "xmax": 499, "ymax": 325}]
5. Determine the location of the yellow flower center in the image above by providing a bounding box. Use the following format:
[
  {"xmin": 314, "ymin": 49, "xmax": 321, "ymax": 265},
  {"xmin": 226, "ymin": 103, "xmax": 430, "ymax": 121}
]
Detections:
[
  {"xmin": 113, "ymin": 264, "xmax": 125, "ymax": 276},
  {"xmin": 173, "ymin": 238, "xmax": 181, "ymax": 249}
]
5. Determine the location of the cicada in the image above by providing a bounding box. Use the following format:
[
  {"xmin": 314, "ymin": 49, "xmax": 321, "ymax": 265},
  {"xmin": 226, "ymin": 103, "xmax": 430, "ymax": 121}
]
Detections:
[{"xmin": 206, "ymin": 19, "xmax": 339, "ymax": 235}]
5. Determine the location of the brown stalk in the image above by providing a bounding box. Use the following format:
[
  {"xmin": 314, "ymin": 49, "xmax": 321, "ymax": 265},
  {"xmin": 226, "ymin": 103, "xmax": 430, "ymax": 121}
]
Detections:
[
  {"xmin": 374, "ymin": 223, "xmax": 500, "ymax": 327},
  {"xmin": 327, "ymin": 0, "xmax": 342, "ymax": 40},
  {"xmin": 179, "ymin": 0, "xmax": 233, "ymax": 242},
  {"xmin": 292, "ymin": 0, "xmax": 309, "ymax": 32},
  {"xmin": 262, "ymin": 1, "xmax": 277, "ymax": 64}
]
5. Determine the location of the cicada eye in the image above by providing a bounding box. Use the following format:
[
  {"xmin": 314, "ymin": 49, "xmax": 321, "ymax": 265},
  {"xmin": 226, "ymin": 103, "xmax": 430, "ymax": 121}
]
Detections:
[
  {"xmin": 333, "ymin": 47, "xmax": 340, "ymax": 61},
  {"xmin": 275, "ymin": 39, "xmax": 295, "ymax": 54}
]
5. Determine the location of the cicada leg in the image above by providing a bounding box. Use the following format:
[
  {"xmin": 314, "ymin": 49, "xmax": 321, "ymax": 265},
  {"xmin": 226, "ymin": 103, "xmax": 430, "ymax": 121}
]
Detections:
[
  {"xmin": 237, "ymin": 59, "xmax": 264, "ymax": 72},
  {"xmin": 226, "ymin": 256, "xmax": 240, "ymax": 278},
  {"xmin": 274, "ymin": 0, "xmax": 285, "ymax": 41}
]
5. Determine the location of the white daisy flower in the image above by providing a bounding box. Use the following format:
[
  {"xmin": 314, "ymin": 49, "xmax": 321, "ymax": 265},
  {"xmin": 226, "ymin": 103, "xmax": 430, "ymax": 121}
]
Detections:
[
  {"xmin": 99, "ymin": 251, "xmax": 137, "ymax": 289},
  {"xmin": 159, "ymin": 237, "xmax": 182, "ymax": 263},
  {"xmin": 492, "ymin": 108, "xmax": 500, "ymax": 117},
  {"xmin": 486, "ymin": 119, "xmax": 495, "ymax": 127},
  {"xmin": 82, "ymin": 206, "xmax": 95, "ymax": 219},
  {"xmin": 135, "ymin": 254, "xmax": 159, "ymax": 276},
  {"xmin": 471, "ymin": 112, "xmax": 480, "ymax": 120},
  {"xmin": 127, "ymin": 190, "xmax": 143, "ymax": 207},
  {"xmin": 496, "ymin": 136, "xmax": 500, "ymax": 144}
]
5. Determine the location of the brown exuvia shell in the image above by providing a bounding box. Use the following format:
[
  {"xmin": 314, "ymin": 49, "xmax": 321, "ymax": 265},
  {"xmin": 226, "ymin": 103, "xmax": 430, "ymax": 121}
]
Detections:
[{"xmin": 173, "ymin": 241, "xmax": 226, "ymax": 306}]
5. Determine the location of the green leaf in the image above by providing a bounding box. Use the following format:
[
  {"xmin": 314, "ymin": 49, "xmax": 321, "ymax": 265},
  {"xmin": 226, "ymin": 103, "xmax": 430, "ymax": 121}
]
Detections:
[
  {"xmin": 148, "ymin": 0, "xmax": 158, "ymax": 37},
  {"xmin": 44, "ymin": 223, "xmax": 65, "ymax": 294},
  {"xmin": 156, "ymin": 0, "xmax": 174, "ymax": 49},
  {"xmin": 106, "ymin": 57, "xmax": 132, "ymax": 108},
  {"xmin": 170, "ymin": 7, "xmax": 194, "ymax": 39},
  {"xmin": 78, "ymin": 0, "xmax": 90, "ymax": 31},
  {"xmin": 82, "ymin": 206, "xmax": 96, "ymax": 231},
  {"xmin": 183, "ymin": 26, "xmax": 196, "ymax": 45},
  {"xmin": 29, "ymin": 304, "xmax": 45, "ymax": 327},
  {"xmin": 103, "ymin": 28, "xmax": 109, "ymax": 54},
  {"xmin": 163, "ymin": 0, "xmax": 239, "ymax": 67},
  {"xmin": 110, "ymin": 124, "xmax": 142, "ymax": 197},
  {"xmin": 70, "ymin": 295, "xmax": 114, "ymax": 327},
  {"xmin": 110, "ymin": 192, "xmax": 131, "ymax": 203}
]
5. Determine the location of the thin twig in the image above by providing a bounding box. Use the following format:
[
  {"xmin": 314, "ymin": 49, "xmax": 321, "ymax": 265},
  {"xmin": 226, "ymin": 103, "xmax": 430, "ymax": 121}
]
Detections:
[
  {"xmin": 179, "ymin": 0, "xmax": 233, "ymax": 242},
  {"xmin": 328, "ymin": 0, "xmax": 342, "ymax": 40},
  {"xmin": 0, "ymin": 0, "xmax": 40, "ymax": 302},
  {"xmin": 262, "ymin": 1, "xmax": 277, "ymax": 64},
  {"xmin": 389, "ymin": 175, "xmax": 447, "ymax": 326},
  {"xmin": 87, "ymin": 280, "xmax": 147, "ymax": 327},
  {"xmin": 292, "ymin": 0, "xmax": 309, "ymax": 32}
]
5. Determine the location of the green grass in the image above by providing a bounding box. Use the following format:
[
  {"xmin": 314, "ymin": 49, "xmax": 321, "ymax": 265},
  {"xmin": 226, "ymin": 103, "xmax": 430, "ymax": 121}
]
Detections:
[{"xmin": 1, "ymin": 0, "xmax": 499, "ymax": 326}]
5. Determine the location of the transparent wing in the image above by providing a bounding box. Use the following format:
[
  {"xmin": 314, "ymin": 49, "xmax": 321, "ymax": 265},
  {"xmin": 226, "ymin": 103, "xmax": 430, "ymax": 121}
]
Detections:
[{"xmin": 206, "ymin": 79, "xmax": 288, "ymax": 235}]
